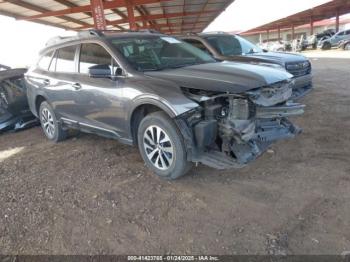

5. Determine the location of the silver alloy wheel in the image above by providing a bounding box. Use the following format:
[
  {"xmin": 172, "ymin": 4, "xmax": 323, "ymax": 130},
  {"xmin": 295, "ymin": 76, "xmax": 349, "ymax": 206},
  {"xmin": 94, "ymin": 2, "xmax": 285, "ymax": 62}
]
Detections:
[
  {"xmin": 143, "ymin": 125, "xmax": 174, "ymax": 170},
  {"xmin": 41, "ymin": 108, "xmax": 55, "ymax": 139},
  {"xmin": 345, "ymin": 43, "xmax": 350, "ymax": 50}
]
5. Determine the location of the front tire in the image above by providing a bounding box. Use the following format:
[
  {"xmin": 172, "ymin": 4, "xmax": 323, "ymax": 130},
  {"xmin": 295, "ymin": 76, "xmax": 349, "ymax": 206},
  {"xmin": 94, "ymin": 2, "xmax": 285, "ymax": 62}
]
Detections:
[
  {"xmin": 137, "ymin": 111, "xmax": 192, "ymax": 180},
  {"xmin": 39, "ymin": 101, "xmax": 67, "ymax": 142},
  {"xmin": 322, "ymin": 42, "xmax": 331, "ymax": 50}
]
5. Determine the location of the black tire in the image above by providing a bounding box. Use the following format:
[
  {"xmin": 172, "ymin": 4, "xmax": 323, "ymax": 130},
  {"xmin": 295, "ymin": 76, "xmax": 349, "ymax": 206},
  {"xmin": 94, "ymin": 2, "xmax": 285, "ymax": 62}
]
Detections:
[
  {"xmin": 137, "ymin": 111, "xmax": 192, "ymax": 180},
  {"xmin": 322, "ymin": 42, "xmax": 331, "ymax": 50},
  {"xmin": 39, "ymin": 101, "xmax": 67, "ymax": 142},
  {"xmin": 344, "ymin": 43, "xmax": 350, "ymax": 51}
]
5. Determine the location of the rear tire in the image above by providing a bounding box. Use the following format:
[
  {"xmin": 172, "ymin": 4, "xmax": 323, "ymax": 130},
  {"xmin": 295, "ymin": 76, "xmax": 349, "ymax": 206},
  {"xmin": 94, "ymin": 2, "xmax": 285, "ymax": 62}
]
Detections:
[
  {"xmin": 344, "ymin": 43, "xmax": 350, "ymax": 51},
  {"xmin": 322, "ymin": 42, "xmax": 331, "ymax": 50},
  {"xmin": 39, "ymin": 101, "xmax": 67, "ymax": 142},
  {"xmin": 137, "ymin": 111, "xmax": 192, "ymax": 180}
]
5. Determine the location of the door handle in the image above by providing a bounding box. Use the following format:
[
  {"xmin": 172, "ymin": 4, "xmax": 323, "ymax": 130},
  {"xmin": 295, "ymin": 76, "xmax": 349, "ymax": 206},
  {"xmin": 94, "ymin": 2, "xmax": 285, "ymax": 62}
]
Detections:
[
  {"xmin": 43, "ymin": 79, "xmax": 50, "ymax": 85},
  {"xmin": 72, "ymin": 83, "xmax": 82, "ymax": 90}
]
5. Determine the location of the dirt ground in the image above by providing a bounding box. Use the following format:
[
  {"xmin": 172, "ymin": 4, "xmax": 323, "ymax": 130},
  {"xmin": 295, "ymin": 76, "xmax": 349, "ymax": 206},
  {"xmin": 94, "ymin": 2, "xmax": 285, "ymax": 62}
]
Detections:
[{"xmin": 0, "ymin": 58, "xmax": 350, "ymax": 255}]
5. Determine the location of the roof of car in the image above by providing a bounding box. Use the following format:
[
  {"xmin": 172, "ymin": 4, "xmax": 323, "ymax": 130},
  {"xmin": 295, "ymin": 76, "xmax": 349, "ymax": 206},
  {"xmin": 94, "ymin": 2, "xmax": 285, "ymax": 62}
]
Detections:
[{"xmin": 41, "ymin": 29, "xmax": 167, "ymax": 53}]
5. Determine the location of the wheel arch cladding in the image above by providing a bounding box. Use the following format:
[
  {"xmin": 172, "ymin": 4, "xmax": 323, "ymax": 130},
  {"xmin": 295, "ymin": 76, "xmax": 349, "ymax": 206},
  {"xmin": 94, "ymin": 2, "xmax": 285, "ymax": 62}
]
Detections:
[
  {"xmin": 35, "ymin": 95, "xmax": 47, "ymax": 116},
  {"xmin": 130, "ymin": 103, "xmax": 175, "ymax": 145}
]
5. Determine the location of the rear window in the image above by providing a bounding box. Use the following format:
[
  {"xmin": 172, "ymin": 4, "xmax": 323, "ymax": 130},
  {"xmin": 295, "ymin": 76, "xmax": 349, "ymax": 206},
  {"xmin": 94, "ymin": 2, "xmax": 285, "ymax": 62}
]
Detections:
[
  {"xmin": 55, "ymin": 45, "xmax": 77, "ymax": 73},
  {"xmin": 38, "ymin": 50, "xmax": 54, "ymax": 70}
]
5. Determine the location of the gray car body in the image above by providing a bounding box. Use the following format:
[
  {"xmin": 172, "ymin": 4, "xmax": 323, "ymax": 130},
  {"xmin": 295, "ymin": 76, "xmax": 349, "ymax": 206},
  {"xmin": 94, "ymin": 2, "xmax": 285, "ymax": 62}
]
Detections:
[
  {"xmin": 180, "ymin": 33, "xmax": 313, "ymax": 99},
  {"xmin": 25, "ymin": 31, "xmax": 306, "ymax": 171},
  {"xmin": 26, "ymin": 32, "xmax": 295, "ymax": 146}
]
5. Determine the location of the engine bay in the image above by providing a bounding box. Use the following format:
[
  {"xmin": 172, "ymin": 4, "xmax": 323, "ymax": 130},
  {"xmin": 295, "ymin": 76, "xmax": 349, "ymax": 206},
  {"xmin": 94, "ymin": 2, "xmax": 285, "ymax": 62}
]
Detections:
[{"xmin": 180, "ymin": 81, "xmax": 305, "ymax": 168}]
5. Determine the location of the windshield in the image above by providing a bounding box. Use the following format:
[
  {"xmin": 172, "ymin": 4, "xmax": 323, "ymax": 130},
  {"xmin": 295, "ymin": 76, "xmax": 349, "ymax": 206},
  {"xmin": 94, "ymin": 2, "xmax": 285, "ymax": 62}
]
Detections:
[
  {"xmin": 204, "ymin": 35, "xmax": 262, "ymax": 56},
  {"xmin": 109, "ymin": 35, "xmax": 215, "ymax": 71}
]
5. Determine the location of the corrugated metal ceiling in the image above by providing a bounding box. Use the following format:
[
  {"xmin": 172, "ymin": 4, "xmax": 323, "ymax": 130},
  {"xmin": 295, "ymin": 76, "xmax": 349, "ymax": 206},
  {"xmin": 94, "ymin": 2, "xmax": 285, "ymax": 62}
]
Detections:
[{"xmin": 0, "ymin": 0, "xmax": 235, "ymax": 34}]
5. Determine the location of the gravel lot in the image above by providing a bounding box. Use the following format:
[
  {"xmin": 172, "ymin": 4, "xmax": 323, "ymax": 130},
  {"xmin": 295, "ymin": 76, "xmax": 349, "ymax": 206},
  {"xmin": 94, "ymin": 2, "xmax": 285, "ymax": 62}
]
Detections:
[{"xmin": 0, "ymin": 58, "xmax": 350, "ymax": 255}]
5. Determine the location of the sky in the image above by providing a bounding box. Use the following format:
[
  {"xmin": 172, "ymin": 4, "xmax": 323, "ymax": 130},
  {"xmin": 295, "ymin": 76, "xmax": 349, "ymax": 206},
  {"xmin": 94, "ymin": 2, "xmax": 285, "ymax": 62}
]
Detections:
[
  {"xmin": 0, "ymin": 0, "xmax": 337, "ymax": 68},
  {"xmin": 204, "ymin": 0, "xmax": 331, "ymax": 32}
]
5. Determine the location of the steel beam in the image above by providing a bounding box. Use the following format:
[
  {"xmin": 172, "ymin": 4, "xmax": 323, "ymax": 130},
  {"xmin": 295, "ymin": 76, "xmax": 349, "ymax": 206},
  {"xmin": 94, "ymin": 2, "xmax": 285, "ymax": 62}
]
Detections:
[
  {"xmin": 19, "ymin": 0, "xmax": 173, "ymax": 21},
  {"xmin": 126, "ymin": 0, "xmax": 137, "ymax": 30},
  {"xmin": 310, "ymin": 16, "xmax": 314, "ymax": 35},
  {"xmin": 78, "ymin": 10, "xmax": 219, "ymax": 29},
  {"xmin": 6, "ymin": 0, "xmax": 90, "ymax": 27},
  {"xmin": 90, "ymin": 0, "xmax": 106, "ymax": 30},
  {"xmin": 335, "ymin": 9, "xmax": 340, "ymax": 32},
  {"xmin": 266, "ymin": 30, "xmax": 269, "ymax": 42}
]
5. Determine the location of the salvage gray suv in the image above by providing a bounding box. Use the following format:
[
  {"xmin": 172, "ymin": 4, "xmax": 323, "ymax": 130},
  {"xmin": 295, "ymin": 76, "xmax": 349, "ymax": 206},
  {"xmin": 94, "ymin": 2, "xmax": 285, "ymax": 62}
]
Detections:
[{"xmin": 25, "ymin": 30, "xmax": 305, "ymax": 179}]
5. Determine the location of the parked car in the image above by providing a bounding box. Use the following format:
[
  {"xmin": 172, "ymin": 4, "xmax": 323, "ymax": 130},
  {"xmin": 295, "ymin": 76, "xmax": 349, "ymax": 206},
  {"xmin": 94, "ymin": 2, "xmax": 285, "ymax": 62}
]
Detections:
[
  {"xmin": 180, "ymin": 32, "xmax": 312, "ymax": 100},
  {"xmin": 257, "ymin": 40, "xmax": 291, "ymax": 52},
  {"xmin": 318, "ymin": 29, "xmax": 350, "ymax": 50},
  {"xmin": 0, "ymin": 66, "xmax": 38, "ymax": 132},
  {"xmin": 302, "ymin": 29, "xmax": 335, "ymax": 50},
  {"xmin": 338, "ymin": 39, "xmax": 350, "ymax": 50},
  {"xmin": 25, "ymin": 30, "xmax": 305, "ymax": 179}
]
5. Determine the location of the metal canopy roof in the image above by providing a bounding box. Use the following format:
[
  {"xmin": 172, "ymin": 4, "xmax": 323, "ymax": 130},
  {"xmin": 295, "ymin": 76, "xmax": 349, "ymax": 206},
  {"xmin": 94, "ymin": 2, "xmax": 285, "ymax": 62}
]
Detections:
[
  {"xmin": 243, "ymin": 0, "xmax": 350, "ymax": 34},
  {"xmin": 0, "ymin": 0, "xmax": 234, "ymax": 34}
]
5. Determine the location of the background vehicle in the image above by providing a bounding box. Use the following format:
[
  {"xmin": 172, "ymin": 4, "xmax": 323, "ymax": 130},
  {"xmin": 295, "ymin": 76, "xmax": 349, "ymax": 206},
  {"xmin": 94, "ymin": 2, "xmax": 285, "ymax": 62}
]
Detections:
[
  {"xmin": 25, "ymin": 30, "xmax": 305, "ymax": 179},
  {"xmin": 302, "ymin": 29, "xmax": 336, "ymax": 50},
  {"xmin": 257, "ymin": 40, "xmax": 291, "ymax": 52},
  {"xmin": 181, "ymin": 32, "xmax": 312, "ymax": 99},
  {"xmin": 0, "ymin": 65, "xmax": 38, "ymax": 132},
  {"xmin": 318, "ymin": 29, "xmax": 350, "ymax": 50}
]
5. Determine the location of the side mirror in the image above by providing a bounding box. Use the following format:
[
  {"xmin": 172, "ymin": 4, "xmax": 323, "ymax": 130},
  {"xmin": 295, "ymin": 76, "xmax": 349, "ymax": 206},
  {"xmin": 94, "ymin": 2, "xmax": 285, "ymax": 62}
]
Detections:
[{"xmin": 88, "ymin": 64, "xmax": 112, "ymax": 79}]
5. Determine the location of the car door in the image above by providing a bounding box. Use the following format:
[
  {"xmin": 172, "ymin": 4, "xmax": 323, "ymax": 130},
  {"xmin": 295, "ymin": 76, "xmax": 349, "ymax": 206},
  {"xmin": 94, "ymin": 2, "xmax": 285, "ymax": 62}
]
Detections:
[
  {"xmin": 332, "ymin": 31, "xmax": 345, "ymax": 45},
  {"xmin": 73, "ymin": 42, "xmax": 126, "ymax": 139},
  {"xmin": 47, "ymin": 44, "xmax": 81, "ymax": 121}
]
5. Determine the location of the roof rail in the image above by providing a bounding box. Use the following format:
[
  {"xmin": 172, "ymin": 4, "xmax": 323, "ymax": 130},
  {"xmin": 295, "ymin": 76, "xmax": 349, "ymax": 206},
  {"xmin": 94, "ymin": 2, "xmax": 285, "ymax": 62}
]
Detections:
[
  {"xmin": 45, "ymin": 36, "xmax": 75, "ymax": 46},
  {"xmin": 45, "ymin": 29, "xmax": 163, "ymax": 47},
  {"xmin": 77, "ymin": 29, "xmax": 103, "ymax": 37},
  {"xmin": 201, "ymin": 31, "xmax": 228, "ymax": 34}
]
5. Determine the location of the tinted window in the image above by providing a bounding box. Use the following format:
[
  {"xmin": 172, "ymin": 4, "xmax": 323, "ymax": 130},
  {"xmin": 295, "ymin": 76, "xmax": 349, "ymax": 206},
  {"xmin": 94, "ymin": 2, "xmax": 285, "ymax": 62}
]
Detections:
[
  {"xmin": 183, "ymin": 39, "xmax": 209, "ymax": 53},
  {"xmin": 109, "ymin": 36, "xmax": 215, "ymax": 71},
  {"xmin": 204, "ymin": 35, "xmax": 262, "ymax": 56},
  {"xmin": 56, "ymin": 45, "xmax": 76, "ymax": 73},
  {"xmin": 38, "ymin": 50, "xmax": 54, "ymax": 70},
  {"xmin": 345, "ymin": 30, "xmax": 350, "ymax": 35},
  {"xmin": 79, "ymin": 43, "xmax": 114, "ymax": 74}
]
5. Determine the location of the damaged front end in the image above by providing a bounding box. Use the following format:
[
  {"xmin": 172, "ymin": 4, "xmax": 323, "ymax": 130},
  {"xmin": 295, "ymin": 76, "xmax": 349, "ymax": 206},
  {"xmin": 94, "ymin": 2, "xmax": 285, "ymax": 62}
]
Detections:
[{"xmin": 178, "ymin": 80, "xmax": 304, "ymax": 169}]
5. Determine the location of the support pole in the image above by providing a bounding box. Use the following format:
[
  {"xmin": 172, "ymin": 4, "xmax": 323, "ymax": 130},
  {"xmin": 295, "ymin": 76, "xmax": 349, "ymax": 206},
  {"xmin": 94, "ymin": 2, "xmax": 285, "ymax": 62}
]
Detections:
[
  {"xmin": 278, "ymin": 27, "xmax": 281, "ymax": 40},
  {"xmin": 310, "ymin": 17, "xmax": 314, "ymax": 35},
  {"xmin": 336, "ymin": 9, "xmax": 340, "ymax": 32},
  {"xmin": 90, "ymin": 0, "xmax": 106, "ymax": 30},
  {"xmin": 292, "ymin": 24, "xmax": 295, "ymax": 40},
  {"xmin": 126, "ymin": 0, "xmax": 137, "ymax": 31},
  {"xmin": 267, "ymin": 30, "xmax": 269, "ymax": 42}
]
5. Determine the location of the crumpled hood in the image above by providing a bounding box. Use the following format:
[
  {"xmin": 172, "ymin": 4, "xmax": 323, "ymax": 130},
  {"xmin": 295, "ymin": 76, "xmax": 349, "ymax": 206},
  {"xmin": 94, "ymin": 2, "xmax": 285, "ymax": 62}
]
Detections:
[
  {"xmin": 244, "ymin": 51, "xmax": 308, "ymax": 65},
  {"xmin": 145, "ymin": 61, "xmax": 293, "ymax": 94}
]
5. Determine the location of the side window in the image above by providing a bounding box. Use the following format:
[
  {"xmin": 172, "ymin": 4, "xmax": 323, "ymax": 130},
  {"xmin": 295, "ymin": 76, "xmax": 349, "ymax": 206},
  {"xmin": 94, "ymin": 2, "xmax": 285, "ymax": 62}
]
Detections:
[
  {"xmin": 183, "ymin": 39, "xmax": 210, "ymax": 53},
  {"xmin": 38, "ymin": 50, "xmax": 54, "ymax": 70},
  {"xmin": 345, "ymin": 30, "xmax": 350, "ymax": 35},
  {"xmin": 56, "ymin": 45, "xmax": 77, "ymax": 73},
  {"xmin": 79, "ymin": 43, "xmax": 114, "ymax": 74}
]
